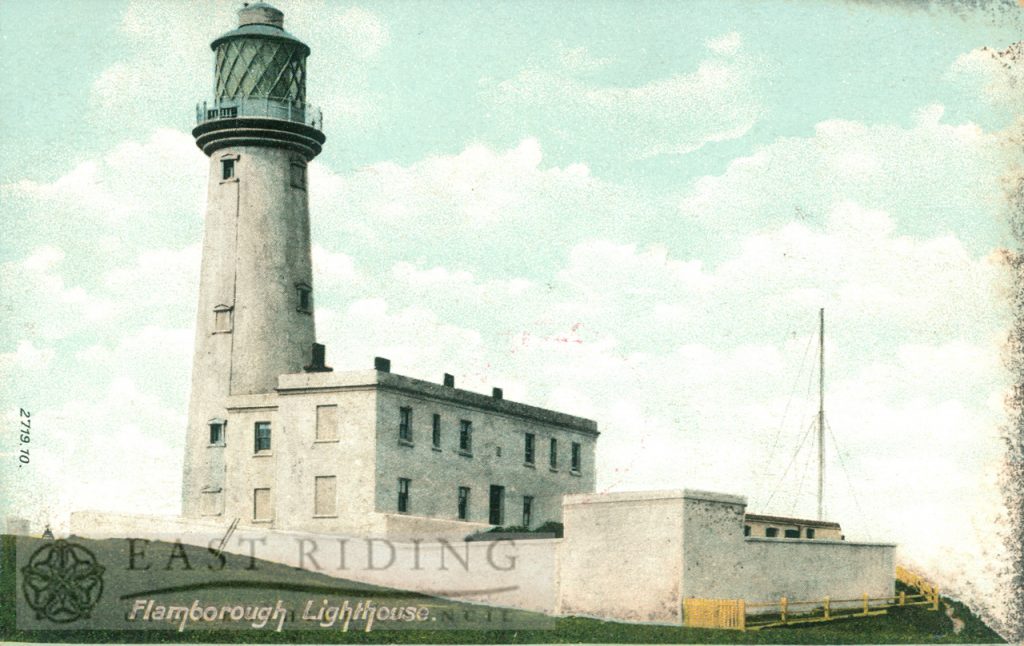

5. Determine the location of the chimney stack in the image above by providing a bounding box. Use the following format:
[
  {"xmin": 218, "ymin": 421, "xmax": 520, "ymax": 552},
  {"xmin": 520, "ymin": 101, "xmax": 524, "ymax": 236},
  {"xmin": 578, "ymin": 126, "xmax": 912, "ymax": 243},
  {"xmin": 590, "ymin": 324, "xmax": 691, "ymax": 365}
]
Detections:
[
  {"xmin": 492, "ymin": 387, "xmax": 503, "ymax": 400},
  {"xmin": 374, "ymin": 357, "xmax": 391, "ymax": 373},
  {"xmin": 303, "ymin": 343, "xmax": 333, "ymax": 372},
  {"xmin": 443, "ymin": 373, "xmax": 455, "ymax": 387}
]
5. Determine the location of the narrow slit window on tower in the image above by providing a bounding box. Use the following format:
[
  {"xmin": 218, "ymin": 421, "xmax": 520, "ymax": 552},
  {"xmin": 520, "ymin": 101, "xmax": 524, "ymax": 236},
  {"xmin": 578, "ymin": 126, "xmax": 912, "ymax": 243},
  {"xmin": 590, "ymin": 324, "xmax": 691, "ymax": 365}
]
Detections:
[
  {"xmin": 571, "ymin": 441, "xmax": 582, "ymax": 473},
  {"xmin": 549, "ymin": 438, "xmax": 558, "ymax": 469},
  {"xmin": 432, "ymin": 414, "xmax": 441, "ymax": 449},
  {"xmin": 221, "ymin": 158, "xmax": 235, "ymax": 180},
  {"xmin": 399, "ymin": 406, "xmax": 413, "ymax": 443},
  {"xmin": 290, "ymin": 159, "xmax": 307, "ymax": 189},
  {"xmin": 524, "ymin": 433, "xmax": 535, "ymax": 465},
  {"xmin": 213, "ymin": 305, "xmax": 233, "ymax": 333},
  {"xmin": 295, "ymin": 283, "xmax": 312, "ymax": 314}
]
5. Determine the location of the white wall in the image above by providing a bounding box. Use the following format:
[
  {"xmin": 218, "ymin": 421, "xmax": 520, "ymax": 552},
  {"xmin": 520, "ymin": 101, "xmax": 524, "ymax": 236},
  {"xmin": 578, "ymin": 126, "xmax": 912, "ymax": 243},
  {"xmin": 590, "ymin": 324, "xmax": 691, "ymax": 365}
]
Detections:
[{"xmin": 559, "ymin": 491, "xmax": 685, "ymax": 623}]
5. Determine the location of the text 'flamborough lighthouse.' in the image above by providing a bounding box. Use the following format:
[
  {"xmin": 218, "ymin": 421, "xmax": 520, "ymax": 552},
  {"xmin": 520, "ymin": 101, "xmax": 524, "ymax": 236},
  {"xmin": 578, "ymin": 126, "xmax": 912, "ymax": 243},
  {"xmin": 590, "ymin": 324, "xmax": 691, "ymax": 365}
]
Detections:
[{"xmin": 180, "ymin": 3, "xmax": 599, "ymax": 537}]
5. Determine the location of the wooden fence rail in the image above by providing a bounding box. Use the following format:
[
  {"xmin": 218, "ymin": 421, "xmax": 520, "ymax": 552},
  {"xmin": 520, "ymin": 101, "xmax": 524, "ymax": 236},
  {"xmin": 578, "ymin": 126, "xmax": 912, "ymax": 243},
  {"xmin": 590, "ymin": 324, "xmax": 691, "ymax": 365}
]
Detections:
[{"xmin": 683, "ymin": 568, "xmax": 941, "ymax": 632}]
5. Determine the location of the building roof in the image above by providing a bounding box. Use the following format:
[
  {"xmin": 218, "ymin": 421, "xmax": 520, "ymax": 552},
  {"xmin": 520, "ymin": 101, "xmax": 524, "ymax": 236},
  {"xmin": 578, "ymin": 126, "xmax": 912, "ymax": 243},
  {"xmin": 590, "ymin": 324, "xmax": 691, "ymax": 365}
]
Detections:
[
  {"xmin": 275, "ymin": 368, "xmax": 600, "ymax": 436},
  {"xmin": 744, "ymin": 513, "xmax": 841, "ymax": 529}
]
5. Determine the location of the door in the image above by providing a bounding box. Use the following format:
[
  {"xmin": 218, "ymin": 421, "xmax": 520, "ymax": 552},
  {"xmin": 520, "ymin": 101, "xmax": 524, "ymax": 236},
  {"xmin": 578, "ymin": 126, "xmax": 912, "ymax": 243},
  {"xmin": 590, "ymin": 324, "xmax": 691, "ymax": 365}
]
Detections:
[{"xmin": 489, "ymin": 485, "xmax": 504, "ymax": 525}]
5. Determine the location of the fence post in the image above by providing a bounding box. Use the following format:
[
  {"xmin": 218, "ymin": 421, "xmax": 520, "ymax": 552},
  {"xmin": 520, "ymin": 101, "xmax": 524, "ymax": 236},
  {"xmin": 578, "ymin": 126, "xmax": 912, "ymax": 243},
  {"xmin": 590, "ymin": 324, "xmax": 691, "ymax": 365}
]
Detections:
[
  {"xmin": 823, "ymin": 596, "xmax": 830, "ymax": 620},
  {"xmin": 738, "ymin": 599, "xmax": 746, "ymax": 632},
  {"xmin": 932, "ymin": 586, "xmax": 940, "ymax": 611},
  {"xmin": 899, "ymin": 591, "xmax": 905, "ymax": 607},
  {"xmin": 862, "ymin": 593, "xmax": 869, "ymax": 615},
  {"xmin": 780, "ymin": 597, "xmax": 788, "ymax": 624}
]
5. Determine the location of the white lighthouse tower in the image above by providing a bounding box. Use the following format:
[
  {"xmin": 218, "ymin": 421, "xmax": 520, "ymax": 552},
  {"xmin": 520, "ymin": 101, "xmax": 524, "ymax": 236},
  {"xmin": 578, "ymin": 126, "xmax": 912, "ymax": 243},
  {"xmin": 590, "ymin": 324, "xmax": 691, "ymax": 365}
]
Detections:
[{"xmin": 181, "ymin": 3, "xmax": 326, "ymax": 517}]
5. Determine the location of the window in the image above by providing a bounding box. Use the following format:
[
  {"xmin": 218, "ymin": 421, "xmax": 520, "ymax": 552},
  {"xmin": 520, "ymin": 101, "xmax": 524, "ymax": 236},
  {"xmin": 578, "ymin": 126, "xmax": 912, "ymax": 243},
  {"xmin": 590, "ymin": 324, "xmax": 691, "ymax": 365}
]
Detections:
[
  {"xmin": 315, "ymin": 405, "xmax": 338, "ymax": 441},
  {"xmin": 784, "ymin": 529, "xmax": 800, "ymax": 539},
  {"xmin": 399, "ymin": 407, "xmax": 413, "ymax": 442},
  {"xmin": 549, "ymin": 438, "xmax": 558, "ymax": 469},
  {"xmin": 397, "ymin": 478, "xmax": 411, "ymax": 513},
  {"xmin": 806, "ymin": 528, "xmax": 816, "ymax": 539},
  {"xmin": 459, "ymin": 420, "xmax": 472, "ymax": 453},
  {"xmin": 254, "ymin": 422, "xmax": 271, "ymax": 452},
  {"xmin": 209, "ymin": 419, "xmax": 226, "ymax": 445},
  {"xmin": 213, "ymin": 305, "xmax": 233, "ymax": 333},
  {"xmin": 524, "ymin": 433, "xmax": 535, "ymax": 465},
  {"xmin": 253, "ymin": 488, "xmax": 271, "ymax": 521},
  {"xmin": 744, "ymin": 525, "xmax": 751, "ymax": 537},
  {"xmin": 765, "ymin": 527, "xmax": 779, "ymax": 538},
  {"xmin": 432, "ymin": 414, "xmax": 441, "ymax": 449},
  {"xmin": 457, "ymin": 486, "xmax": 470, "ymax": 520},
  {"xmin": 571, "ymin": 442, "xmax": 582, "ymax": 472},
  {"xmin": 488, "ymin": 485, "xmax": 504, "ymax": 525},
  {"xmin": 295, "ymin": 283, "xmax": 312, "ymax": 314},
  {"xmin": 522, "ymin": 496, "xmax": 534, "ymax": 528},
  {"xmin": 221, "ymin": 158, "xmax": 235, "ymax": 180},
  {"xmin": 314, "ymin": 476, "xmax": 336, "ymax": 516},
  {"xmin": 201, "ymin": 488, "xmax": 222, "ymax": 516},
  {"xmin": 290, "ymin": 159, "xmax": 307, "ymax": 189}
]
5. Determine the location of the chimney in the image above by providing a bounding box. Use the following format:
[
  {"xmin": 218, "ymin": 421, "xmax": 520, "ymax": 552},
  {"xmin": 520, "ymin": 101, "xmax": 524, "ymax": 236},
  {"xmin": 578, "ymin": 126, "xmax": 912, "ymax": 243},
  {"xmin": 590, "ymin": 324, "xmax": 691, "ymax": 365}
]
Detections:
[
  {"xmin": 303, "ymin": 343, "xmax": 333, "ymax": 372},
  {"xmin": 443, "ymin": 373, "xmax": 455, "ymax": 387},
  {"xmin": 492, "ymin": 387, "xmax": 503, "ymax": 400},
  {"xmin": 374, "ymin": 357, "xmax": 391, "ymax": 373}
]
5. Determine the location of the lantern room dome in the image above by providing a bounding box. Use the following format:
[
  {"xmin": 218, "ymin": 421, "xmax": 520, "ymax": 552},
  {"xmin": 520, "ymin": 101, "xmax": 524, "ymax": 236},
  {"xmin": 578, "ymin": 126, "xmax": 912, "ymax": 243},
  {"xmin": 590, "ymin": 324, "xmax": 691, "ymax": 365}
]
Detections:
[{"xmin": 210, "ymin": 2, "xmax": 309, "ymax": 57}]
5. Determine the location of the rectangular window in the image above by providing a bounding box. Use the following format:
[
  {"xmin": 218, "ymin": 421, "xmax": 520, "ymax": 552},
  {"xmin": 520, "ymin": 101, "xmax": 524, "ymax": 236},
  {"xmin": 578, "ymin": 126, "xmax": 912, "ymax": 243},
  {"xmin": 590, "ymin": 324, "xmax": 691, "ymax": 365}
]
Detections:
[
  {"xmin": 784, "ymin": 528, "xmax": 800, "ymax": 539},
  {"xmin": 549, "ymin": 438, "xmax": 558, "ymax": 469},
  {"xmin": 571, "ymin": 442, "xmax": 581, "ymax": 472},
  {"xmin": 315, "ymin": 405, "xmax": 337, "ymax": 441},
  {"xmin": 290, "ymin": 160, "xmax": 307, "ymax": 189},
  {"xmin": 254, "ymin": 422, "xmax": 271, "ymax": 453},
  {"xmin": 432, "ymin": 414, "xmax": 441, "ymax": 449},
  {"xmin": 213, "ymin": 306, "xmax": 233, "ymax": 333},
  {"xmin": 314, "ymin": 476, "xmax": 337, "ymax": 516},
  {"xmin": 488, "ymin": 485, "xmax": 504, "ymax": 525},
  {"xmin": 744, "ymin": 525, "xmax": 751, "ymax": 537},
  {"xmin": 399, "ymin": 407, "xmax": 412, "ymax": 442},
  {"xmin": 201, "ymin": 489, "xmax": 222, "ymax": 516},
  {"xmin": 524, "ymin": 433, "xmax": 535, "ymax": 465},
  {"xmin": 253, "ymin": 488, "xmax": 271, "ymax": 521},
  {"xmin": 296, "ymin": 285, "xmax": 312, "ymax": 313},
  {"xmin": 522, "ymin": 496, "xmax": 533, "ymax": 528},
  {"xmin": 806, "ymin": 528, "xmax": 816, "ymax": 539},
  {"xmin": 457, "ymin": 486, "xmax": 470, "ymax": 520},
  {"xmin": 209, "ymin": 421, "xmax": 225, "ymax": 445},
  {"xmin": 222, "ymin": 158, "xmax": 235, "ymax": 180},
  {"xmin": 765, "ymin": 527, "xmax": 779, "ymax": 538},
  {"xmin": 459, "ymin": 420, "xmax": 472, "ymax": 453},
  {"xmin": 397, "ymin": 478, "xmax": 411, "ymax": 513}
]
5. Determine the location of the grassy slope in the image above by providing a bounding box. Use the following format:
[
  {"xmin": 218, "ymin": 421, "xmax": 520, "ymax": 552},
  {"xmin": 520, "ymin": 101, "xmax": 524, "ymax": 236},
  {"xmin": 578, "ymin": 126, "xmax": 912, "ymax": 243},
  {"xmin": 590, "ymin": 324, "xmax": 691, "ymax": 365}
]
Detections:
[{"xmin": 0, "ymin": 535, "xmax": 1004, "ymax": 644}]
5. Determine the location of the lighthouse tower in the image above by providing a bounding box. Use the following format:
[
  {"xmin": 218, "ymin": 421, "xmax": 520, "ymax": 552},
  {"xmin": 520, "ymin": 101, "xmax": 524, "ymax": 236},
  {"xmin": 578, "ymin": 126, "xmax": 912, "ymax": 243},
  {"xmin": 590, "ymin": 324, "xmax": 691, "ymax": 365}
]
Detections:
[{"xmin": 182, "ymin": 3, "xmax": 326, "ymax": 517}]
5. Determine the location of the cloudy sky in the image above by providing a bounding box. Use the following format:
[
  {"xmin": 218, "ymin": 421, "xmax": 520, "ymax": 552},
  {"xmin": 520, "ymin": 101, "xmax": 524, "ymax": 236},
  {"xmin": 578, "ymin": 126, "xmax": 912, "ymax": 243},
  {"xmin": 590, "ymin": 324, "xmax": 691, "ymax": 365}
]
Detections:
[{"xmin": 2, "ymin": 0, "xmax": 1022, "ymax": 633}]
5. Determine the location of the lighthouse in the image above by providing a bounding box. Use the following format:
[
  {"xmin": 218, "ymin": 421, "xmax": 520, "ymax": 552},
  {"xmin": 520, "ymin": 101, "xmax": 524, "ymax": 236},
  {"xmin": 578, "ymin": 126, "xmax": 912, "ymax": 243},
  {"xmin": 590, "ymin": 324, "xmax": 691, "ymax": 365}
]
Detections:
[{"xmin": 181, "ymin": 3, "xmax": 326, "ymax": 517}]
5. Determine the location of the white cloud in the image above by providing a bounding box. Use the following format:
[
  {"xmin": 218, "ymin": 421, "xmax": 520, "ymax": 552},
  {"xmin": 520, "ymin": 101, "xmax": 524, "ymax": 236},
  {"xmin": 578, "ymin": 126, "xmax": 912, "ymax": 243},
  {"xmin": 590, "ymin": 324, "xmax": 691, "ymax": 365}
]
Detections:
[
  {"xmin": 482, "ymin": 46, "xmax": 762, "ymax": 159},
  {"xmin": 679, "ymin": 108, "xmax": 1016, "ymax": 255},
  {"xmin": 705, "ymin": 32, "xmax": 742, "ymax": 56},
  {"xmin": 951, "ymin": 42, "xmax": 1024, "ymax": 112}
]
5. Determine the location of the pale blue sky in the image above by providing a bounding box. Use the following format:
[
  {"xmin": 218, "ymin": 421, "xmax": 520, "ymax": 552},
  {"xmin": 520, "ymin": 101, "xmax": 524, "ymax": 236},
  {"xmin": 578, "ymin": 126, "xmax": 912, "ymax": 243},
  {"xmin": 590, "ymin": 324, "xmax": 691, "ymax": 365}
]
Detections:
[{"xmin": 1, "ymin": 0, "xmax": 1022, "ymax": 631}]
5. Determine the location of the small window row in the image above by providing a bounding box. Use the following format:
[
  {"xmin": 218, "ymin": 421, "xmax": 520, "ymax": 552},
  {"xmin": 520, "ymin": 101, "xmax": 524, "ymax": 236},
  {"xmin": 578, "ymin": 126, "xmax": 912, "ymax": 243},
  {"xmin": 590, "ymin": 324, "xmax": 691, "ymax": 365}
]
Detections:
[
  {"xmin": 396, "ymin": 406, "xmax": 584, "ymax": 474},
  {"xmin": 744, "ymin": 525, "xmax": 817, "ymax": 539},
  {"xmin": 397, "ymin": 478, "xmax": 535, "ymax": 527}
]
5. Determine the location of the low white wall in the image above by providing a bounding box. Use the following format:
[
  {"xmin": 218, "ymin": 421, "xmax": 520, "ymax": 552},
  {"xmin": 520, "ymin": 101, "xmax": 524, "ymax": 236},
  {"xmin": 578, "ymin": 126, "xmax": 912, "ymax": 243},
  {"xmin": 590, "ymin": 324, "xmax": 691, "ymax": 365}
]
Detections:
[
  {"xmin": 558, "ymin": 491, "xmax": 685, "ymax": 623},
  {"xmin": 70, "ymin": 510, "xmax": 559, "ymax": 615},
  {"xmin": 678, "ymin": 495, "xmax": 894, "ymax": 612}
]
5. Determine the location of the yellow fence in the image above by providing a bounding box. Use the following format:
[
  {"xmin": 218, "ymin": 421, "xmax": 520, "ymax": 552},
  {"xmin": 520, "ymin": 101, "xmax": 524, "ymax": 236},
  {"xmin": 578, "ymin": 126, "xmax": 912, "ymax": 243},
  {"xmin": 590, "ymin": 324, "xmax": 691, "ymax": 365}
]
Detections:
[
  {"xmin": 682, "ymin": 569, "xmax": 940, "ymax": 631},
  {"xmin": 683, "ymin": 598, "xmax": 746, "ymax": 630}
]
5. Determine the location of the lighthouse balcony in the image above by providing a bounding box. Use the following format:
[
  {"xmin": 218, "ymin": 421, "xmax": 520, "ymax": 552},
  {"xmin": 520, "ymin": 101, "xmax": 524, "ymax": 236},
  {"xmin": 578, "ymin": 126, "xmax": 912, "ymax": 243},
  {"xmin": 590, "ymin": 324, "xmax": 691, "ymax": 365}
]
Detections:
[{"xmin": 195, "ymin": 98, "xmax": 323, "ymax": 131}]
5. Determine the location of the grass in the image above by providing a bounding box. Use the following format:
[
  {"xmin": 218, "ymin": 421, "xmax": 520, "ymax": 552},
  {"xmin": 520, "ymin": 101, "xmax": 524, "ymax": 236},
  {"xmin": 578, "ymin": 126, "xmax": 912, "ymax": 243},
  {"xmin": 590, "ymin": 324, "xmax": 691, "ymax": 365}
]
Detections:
[{"xmin": 0, "ymin": 535, "xmax": 1005, "ymax": 644}]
